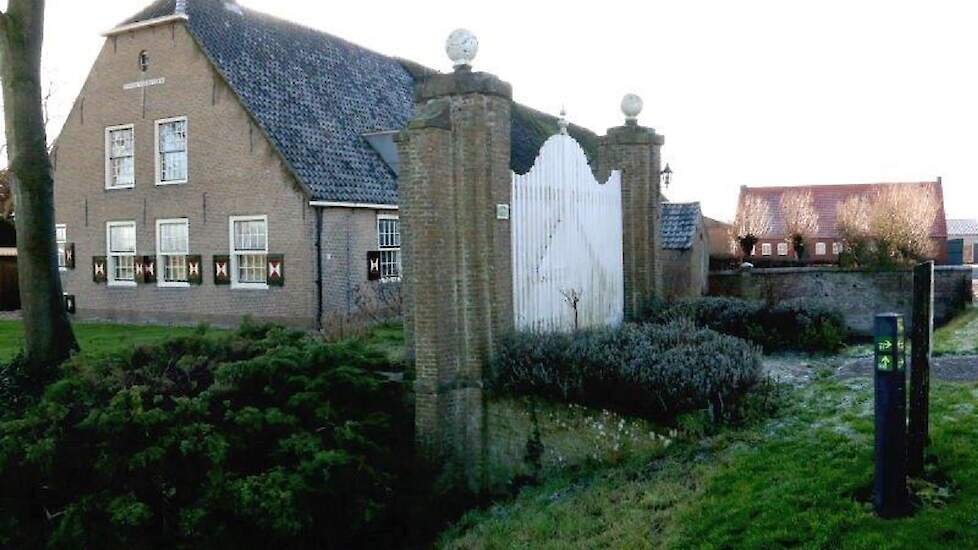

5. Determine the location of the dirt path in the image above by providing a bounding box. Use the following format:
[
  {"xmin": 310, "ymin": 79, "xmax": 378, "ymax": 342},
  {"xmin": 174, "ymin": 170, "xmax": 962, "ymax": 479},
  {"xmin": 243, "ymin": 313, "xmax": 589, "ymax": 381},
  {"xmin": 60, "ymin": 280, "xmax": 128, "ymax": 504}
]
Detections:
[{"xmin": 763, "ymin": 353, "xmax": 978, "ymax": 386}]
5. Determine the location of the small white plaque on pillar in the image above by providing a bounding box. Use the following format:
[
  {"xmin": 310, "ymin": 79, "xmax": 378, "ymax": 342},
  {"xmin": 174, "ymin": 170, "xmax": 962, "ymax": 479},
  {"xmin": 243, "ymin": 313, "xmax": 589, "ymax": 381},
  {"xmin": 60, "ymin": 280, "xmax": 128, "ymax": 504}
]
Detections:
[{"xmin": 496, "ymin": 204, "xmax": 510, "ymax": 220}]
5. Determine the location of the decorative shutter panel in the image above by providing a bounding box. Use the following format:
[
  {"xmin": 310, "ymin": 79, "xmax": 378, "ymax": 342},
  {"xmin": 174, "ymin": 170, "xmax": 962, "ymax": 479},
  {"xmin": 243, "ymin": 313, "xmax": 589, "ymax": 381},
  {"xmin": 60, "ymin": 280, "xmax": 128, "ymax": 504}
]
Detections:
[
  {"xmin": 213, "ymin": 255, "xmax": 231, "ymax": 285},
  {"xmin": 142, "ymin": 256, "xmax": 157, "ymax": 284},
  {"xmin": 367, "ymin": 251, "xmax": 381, "ymax": 281},
  {"xmin": 63, "ymin": 294, "xmax": 76, "ymax": 314},
  {"xmin": 92, "ymin": 256, "xmax": 107, "ymax": 284},
  {"xmin": 187, "ymin": 255, "xmax": 203, "ymax": 285},
  {"xmin": 267, "ymin": 254, "xmax": 284, "ymax": 286},
  {"xmin": 65, "ymin": 243, "xmax": 76, "ymax": 269}
]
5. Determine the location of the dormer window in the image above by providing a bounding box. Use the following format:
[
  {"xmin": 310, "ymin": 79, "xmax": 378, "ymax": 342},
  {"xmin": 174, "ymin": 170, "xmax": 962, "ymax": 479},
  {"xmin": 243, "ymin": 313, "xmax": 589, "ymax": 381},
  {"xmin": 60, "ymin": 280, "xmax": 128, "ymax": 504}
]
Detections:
[{"xmin": 138, "ymin": 51, "xmax": 150, "ymax": 72}]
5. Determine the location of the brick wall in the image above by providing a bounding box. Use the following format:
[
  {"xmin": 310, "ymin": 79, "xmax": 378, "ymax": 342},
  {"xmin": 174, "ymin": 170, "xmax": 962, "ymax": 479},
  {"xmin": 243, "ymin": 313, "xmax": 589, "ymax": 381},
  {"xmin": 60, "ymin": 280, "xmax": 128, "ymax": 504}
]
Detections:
[
  {"xmin": 709, "ymin": 266, "xmax": 974, "ymax": 335},
  {"xmin": 662, "ymin": 228, "xmax": 709, "ymax": 299},
  {"xmin": 53, "ymin": 22, "xmax": 319, "ymax": 328},
  {"xmin": 598, "ymin": 123, "xmax": 664, "ymax": 317}
]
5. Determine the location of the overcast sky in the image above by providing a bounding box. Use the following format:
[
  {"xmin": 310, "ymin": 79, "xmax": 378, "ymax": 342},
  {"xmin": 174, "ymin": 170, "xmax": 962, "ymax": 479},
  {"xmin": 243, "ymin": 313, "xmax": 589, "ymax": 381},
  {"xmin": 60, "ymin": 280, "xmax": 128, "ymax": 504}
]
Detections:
[{"xmin": 27, "ymin": 0, "xmax": 978, "ymax": 221}]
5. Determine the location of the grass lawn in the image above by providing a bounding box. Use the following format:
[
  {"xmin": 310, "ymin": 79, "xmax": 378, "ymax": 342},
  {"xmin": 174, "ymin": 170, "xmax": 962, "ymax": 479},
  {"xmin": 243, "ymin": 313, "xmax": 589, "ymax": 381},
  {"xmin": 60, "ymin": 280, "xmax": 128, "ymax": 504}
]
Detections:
[
  {"xmin": 0, "ymin": 320, "xmax": 212, "ymax": 362},
  {"xmin": 439, "ymin": 379, "xmax": 978, "ymax": 549},
  {"xmin": 934, "ymin": 305, "xmax": 978, "ymax": 356}
]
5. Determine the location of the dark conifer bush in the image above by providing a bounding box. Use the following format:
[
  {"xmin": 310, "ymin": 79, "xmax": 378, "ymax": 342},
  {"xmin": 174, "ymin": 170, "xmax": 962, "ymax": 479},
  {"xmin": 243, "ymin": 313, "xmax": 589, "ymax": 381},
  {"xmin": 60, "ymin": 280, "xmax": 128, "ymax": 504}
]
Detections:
[{"xmin": 0, "ymin": 322, "xmax": 409, "ymax": 549}]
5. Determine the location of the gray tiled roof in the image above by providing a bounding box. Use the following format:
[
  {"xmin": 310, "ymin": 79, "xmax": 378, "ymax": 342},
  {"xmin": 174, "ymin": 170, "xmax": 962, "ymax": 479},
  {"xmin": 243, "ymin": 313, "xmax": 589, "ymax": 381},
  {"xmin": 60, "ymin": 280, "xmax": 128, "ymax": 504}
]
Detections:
[
  {"xmin": 122, "ymin": 0, "xmax": 598, "ymax": 204},
  {"xmin": 661, "ymin": 202, "xmax": 702, "ymax": 250},
  {"xmin": 947, "ymin": 219, "xmax": 978, "ymax": 236}
]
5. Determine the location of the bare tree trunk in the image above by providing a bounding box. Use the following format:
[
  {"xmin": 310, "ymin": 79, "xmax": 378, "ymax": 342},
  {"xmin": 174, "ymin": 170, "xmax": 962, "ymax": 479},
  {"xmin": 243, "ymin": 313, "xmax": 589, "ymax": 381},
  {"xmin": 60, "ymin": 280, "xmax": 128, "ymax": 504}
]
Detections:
[{"xmin": 0, "ymin": 0, "xmax": 78, "ymax": 370}]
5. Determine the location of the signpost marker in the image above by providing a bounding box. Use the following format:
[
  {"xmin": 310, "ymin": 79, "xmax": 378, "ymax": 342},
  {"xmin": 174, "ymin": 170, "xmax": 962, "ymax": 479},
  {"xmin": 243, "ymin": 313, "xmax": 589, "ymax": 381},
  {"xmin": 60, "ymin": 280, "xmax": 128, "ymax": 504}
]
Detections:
[{"xmin": 873, "ymin": 313, "xmax": 911, "ymax": 518}]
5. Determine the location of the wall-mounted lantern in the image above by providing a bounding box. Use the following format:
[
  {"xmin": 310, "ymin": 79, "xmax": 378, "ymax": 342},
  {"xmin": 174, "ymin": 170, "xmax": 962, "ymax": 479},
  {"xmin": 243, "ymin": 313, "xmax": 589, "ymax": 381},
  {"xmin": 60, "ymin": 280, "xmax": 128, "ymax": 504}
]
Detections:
[{"xmin": 660, "ymin": 163, "xmax": 673, "ymax": 188}]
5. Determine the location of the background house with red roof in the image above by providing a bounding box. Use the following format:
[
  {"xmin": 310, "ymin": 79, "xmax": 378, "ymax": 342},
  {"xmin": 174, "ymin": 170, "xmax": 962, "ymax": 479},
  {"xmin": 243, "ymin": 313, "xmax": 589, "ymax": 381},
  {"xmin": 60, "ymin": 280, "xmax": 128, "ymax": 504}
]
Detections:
[{"xmin": 735, "ymin": 181, "xmax": 949, "ymax": 265}]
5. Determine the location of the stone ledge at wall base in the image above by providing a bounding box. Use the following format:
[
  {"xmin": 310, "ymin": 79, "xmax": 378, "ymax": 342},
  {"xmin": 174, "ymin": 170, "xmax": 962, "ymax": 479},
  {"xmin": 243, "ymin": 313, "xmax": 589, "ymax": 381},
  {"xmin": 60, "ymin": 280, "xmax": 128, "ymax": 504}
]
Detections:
[
  {"xmin": 72, "ymin": 309, "xmax": 318, "ymax": 330},
  {"xmin": 485, "ymin": 397, "xmax": 669, "ymax": 493},
  {"xmin": 707, "ymin": 266, "xmax": 974, "ymax": 336}
]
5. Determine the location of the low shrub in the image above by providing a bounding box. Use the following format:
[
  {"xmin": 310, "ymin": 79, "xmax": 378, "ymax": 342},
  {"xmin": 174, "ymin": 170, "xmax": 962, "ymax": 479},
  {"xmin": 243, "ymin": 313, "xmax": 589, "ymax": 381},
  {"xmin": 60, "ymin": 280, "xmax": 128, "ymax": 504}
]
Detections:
[
  {"xmin": 489, "ymin": 321, "xmax": 763, "ymax": 422},
  {"xmin": 0, "ymin": 322, "xmax": 409, "ymax": 549},
  {"xmin": 648, "ymin": 297, "xmax": 847, "ymax": 353}
]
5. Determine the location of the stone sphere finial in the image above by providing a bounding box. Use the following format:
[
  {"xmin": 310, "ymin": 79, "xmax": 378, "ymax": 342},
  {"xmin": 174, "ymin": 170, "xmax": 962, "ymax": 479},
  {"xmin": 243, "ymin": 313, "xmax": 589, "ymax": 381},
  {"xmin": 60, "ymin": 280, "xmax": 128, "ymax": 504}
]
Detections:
[
  {"xmin": 621, "ymin": 93, "xmax": 643, "ymax": 122},
  {"xmin": 446, "ymin": 29, "xmax": 479, "ymax": 69},
  {"xmin": 558, "ymin": 106, "xmax": 569, "ymax": 135}
]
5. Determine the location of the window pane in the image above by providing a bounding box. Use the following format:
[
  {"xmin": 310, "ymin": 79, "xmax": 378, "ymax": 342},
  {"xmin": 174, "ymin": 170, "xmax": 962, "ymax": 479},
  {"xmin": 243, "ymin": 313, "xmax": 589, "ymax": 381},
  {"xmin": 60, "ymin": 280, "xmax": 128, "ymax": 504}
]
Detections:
[
  {"xmin": 55, "ymin": 226, "xmax": 67, "ymax": 242},
  {"xmin": 164, "ymin": 255, "xmax": 188, "ymax": 282},
  {"xmin": 233, "ymin": 219, "xmax": 267, "ymax": 251},
  {"xmin": 57, "ymin": 244, "xmax": 67, "ymax": 268},
  {"xmin": 159, "ymin": 221, "xmax": 188, "ymax": 254},
  {"xmin": 114, "ymin": 255, "xmax": 135, "ymax": 281},
  {"xmin": 237, "ymin": 254, "xmax": 267, "ymax": 283},
  {"xmin": 112, "ymin": 157, "xmax": 134, "ymax": 187},
  {"xmin": 159, "ymin": 120, "xmax": 187, "ymax": 153},
  {"xmin": 110, "ymin": 128, "xmax": 133, "ymax": 157},
  {"xmin": 380, "ymin": 249, "xmax": 400, "ymax": 280},
  {"xmin": 161, "ymin": 151, "xmax": 187, "ymax": 181},
  {"xmin": 378, "ymin": 218, "xmax": 400, "ymax": 249},
  {"xmin": 109, "ymin": 224, "xmax": 135, "ymax": 253}
]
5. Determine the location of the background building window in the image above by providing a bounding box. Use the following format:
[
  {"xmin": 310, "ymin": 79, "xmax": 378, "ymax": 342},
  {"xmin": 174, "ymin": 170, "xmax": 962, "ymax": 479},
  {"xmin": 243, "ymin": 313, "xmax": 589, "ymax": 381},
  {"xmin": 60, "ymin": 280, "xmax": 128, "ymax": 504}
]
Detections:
[
  {"xmin": 106, "ymin": 125, "xmax": 134, "ymax": 189},
  {"xmin": 56, "ymin": 224, "xmax": 67, "ymax": 269},
  {"xmin": 377, "ymin": 215, "xmax": 400, "ymax": 281},
  {"xmin": 157, "ymin": 117, "xmax": 188, "ymax": 184},
  {"xmin": 761, "ymin": 243, "xmax": 772, "ymax": 256},
  {"xmin": 777, "ymin": 242, "xmax": 789, "ymax": 256},
  {"xmin": 832, "ymin": 242, "xmax": 843, "ymax": 255},
  {"xmin": 107, "ymin": 221, "xmax": 136, "ymax": 285},
  {"xmin": 815, "ymin": 242, "xmax": 827, "ymax": 255},
  {"xmin": 157, "ymin": 219, "xmax": 189, "ymax": 285},
  {"xmin": 230, "ymin": 216, "xmax": 267, "ymax": 287},
  {"xmin": 138, "ymin": 50, "xmax": 150, "ymax": 72}
]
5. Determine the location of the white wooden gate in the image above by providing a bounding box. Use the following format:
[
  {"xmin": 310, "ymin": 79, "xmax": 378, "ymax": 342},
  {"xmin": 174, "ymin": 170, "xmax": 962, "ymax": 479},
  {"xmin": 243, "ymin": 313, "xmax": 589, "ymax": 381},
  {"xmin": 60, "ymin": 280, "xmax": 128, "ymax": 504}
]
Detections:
[{"xmin": 512, "ymin": 133, "xmax": 624, "ymax": 331}]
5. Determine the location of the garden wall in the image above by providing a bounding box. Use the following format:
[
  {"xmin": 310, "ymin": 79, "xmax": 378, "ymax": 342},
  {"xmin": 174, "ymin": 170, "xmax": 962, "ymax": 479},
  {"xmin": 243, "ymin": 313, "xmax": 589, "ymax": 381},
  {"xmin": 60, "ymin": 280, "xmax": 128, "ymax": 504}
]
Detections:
[
  {"xmin": 484, "ymin": 397, "xmax": 669, "ymax": 491},
  {"xmin": 708, "ymin": 266, "xmax": 974, "ymax": 335}
]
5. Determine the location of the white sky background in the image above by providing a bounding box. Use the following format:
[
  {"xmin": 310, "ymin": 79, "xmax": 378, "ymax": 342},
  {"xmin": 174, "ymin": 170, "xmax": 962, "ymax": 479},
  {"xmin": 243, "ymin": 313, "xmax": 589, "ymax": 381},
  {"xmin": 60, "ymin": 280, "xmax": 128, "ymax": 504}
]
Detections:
[{"xmin": 25, "ymin": 0, "xmax": 978, "ymax": 221}]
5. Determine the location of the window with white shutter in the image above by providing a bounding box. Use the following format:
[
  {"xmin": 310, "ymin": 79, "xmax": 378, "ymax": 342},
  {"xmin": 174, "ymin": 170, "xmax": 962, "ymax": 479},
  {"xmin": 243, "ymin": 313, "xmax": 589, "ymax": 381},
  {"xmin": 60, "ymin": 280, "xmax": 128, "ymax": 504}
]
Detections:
[{"xmin": 377, "ymin": 215, "xmax": 401, "ymax": 282}]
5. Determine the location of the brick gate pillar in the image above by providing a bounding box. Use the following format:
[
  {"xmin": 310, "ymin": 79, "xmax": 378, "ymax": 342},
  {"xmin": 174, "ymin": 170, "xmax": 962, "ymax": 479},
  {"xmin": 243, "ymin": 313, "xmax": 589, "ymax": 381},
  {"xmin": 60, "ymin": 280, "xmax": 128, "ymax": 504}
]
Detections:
[
  {"xmin": 598, "ymin": 94, "xmax": 665, "ymax": 319},
  {"xmin": 397, "ymin": 30, "xmax": 513, "ymax": 493}
]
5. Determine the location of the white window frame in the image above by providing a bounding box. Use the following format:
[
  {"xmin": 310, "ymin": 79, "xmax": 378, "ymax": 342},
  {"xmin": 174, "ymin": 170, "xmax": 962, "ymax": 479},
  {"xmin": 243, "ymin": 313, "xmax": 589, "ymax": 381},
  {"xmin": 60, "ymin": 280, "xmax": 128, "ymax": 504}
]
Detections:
[
  {"xmin": 106, "ymin": 221, "xmax": 137, "ymax": 287},
  {"xmin": 229, "ymin": 215, "xmax": 268, "ymax": 290},
  {"xmin": 832, "ymin": 242, "xmax": 843, "ymax": 255},
  {"xmin": 56, "ymin": 224, "xmax": 68, "ymax": 271},
  {"xmin": 155, "ymin": 116, "xmax": 189, "ymax": 185},
  {"xmin": 377, "ymin": 214, "xmax": 401, "ymax": 282},
  {"xmin": 761, "ymin": 243, "xmax": 772, "ymax": 256},
  {"xmin": 156, "ymin": 218, "xmax": 190, "ymax": 288},
  {"xmin": 777, "ymin": 242, "xmax": 789, "ymax": 256},
  {"xmin": 815, "ymin": 242, "xmax": 827, "ymax": 256},
  {"xmin": 105, "ymin": 124, "xmax": 135, "ymax": 190}
]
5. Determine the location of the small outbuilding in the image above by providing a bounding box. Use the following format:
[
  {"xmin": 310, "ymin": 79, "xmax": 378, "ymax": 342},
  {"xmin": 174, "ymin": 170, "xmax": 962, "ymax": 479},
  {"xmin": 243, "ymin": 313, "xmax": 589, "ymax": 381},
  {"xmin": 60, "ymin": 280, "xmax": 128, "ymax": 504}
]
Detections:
[
  {"xmin": 660, "ymin": 202, "xmax": 709, "ymax": 299},
  {"xmin": 947, "ymin": 219, "xmax": 978, "ymax": 265}
]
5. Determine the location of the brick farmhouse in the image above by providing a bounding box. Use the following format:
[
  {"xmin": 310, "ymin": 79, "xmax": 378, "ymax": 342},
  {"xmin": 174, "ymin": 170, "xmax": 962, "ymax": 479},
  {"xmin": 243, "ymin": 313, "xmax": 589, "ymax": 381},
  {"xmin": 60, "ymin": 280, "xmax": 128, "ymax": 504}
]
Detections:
[
  {"xmin": 735, "ymin": 181, "xmax": 949, "ymax": 264},
  {"xmin": 52, "ymin": 0, "xmax": 601, "ymax": 329}
]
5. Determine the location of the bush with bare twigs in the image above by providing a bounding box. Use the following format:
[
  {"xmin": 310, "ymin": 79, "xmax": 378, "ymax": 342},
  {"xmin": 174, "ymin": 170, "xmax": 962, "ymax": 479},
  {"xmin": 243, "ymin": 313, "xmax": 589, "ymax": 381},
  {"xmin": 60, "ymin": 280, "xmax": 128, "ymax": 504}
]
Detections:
[
  {"xmin": 780, "ymin": 190, "xmax": 819, "ymax": 259},
  {"xmin": 836, "ymin": 185, "xmax": 940, "ymax": 267},
  {"xmin": 733, "ymin": 195, "xmax": 773, "ymax": 258}
]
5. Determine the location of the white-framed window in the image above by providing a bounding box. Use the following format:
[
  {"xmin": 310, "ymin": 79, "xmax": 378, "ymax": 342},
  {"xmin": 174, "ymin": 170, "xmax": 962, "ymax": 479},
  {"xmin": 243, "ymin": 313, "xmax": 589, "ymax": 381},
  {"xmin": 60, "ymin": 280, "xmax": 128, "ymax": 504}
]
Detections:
[
  {"xmin": 56, "ymin": 224, "xmax": 68, "ymax": 270},
  {"xmin": 106, "ymin": 221, "xmax": 137, "ymax": 286},
  {"xmin": 777, "ymin": 242, "xmax": 789, "ymax": 256},
  {"xmin": 156, "ymin": 218, "xmax": 189, "ymax": 287},
  {"xmin": 377, "ymin": 215, "xmax": 401, "ymax": 281},
  {"xmin": 761, "ymin": 243, "xmax": 772, "ymax": 256},
  {"xmin": 815, "ymin": 242, "xmax": 827, "ymax": 256},
  {"xmin": 229, "ymin": 215, "xmax": 268, "ymax": 289},
  {"xmin": 750, "ymin": 245, "xmax": 757, "ymax": 256},
  {"xmin": 156, "ymin": 117, "xmax": 188, "ymax": 185},
  {"xmin": 832, "ymin": 242, "xmax": 843, "ymax": 255},
  {"xmin": 105, "ymin": 124, "xmax": 135, "ymax": 189}
]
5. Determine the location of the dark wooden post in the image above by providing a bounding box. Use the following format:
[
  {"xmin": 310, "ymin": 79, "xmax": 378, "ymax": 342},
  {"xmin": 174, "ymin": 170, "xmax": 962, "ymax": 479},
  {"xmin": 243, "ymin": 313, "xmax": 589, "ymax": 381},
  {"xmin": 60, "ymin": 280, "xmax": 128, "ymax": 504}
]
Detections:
[
  {"xmin": 908, "ymin": 261, "xmax": 934, "ymax": 477},
  {"xmin": 873, "ymin": 313, "xmax": 911, "ymax": 518}
]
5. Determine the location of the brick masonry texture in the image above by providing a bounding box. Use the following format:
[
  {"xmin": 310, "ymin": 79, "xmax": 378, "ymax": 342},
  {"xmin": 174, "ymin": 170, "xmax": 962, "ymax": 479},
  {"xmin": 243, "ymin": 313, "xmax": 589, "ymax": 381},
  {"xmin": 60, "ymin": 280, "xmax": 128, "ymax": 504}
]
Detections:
[
  {"xmin": 662, "ymin": 232, "xmax": 709, "ymax": 300},
  {"xmin": 400, "ymin": 70, "xmax": 514, "ymax": 492},
  {"xmin": 708, "ymin": 266, "xmax": 974, "ymax": 335},
  {"xmin": 53, "ymin": 23, "xmax": 332, "ymax": 329},
  {"xmin": 598, "ymin": 123, "xmax": 665, "ymax": 317}
]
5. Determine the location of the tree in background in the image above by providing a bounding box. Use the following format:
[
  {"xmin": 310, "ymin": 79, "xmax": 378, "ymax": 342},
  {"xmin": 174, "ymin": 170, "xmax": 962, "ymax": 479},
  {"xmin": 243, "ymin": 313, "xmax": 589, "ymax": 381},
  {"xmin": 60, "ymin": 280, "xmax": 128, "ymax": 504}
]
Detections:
[
  {"xmin": 780, "ymin": 189, "xmax": 819, "ymax": 259},
  {"xmin": 836, "ymin": 194, "xmax": 873, "ymax": 267},
  {"xmin": 870, "ymin": 184, "xmax": 939, "ymax": 263},
  {"xmin": 0, "ymin": 0, "xmax": 78, "ymax": 370},
  {"xmin": 733, "ymin": 194, "xmax": 773, "ymax": 259}
]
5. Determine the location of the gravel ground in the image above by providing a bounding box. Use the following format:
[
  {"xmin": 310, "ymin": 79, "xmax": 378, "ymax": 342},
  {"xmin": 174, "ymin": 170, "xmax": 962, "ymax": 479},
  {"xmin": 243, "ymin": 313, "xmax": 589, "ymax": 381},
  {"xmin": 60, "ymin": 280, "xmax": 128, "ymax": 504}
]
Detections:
[{"xmin": 764, "ymin": 352, "xmax": 978, "ymax": 386}]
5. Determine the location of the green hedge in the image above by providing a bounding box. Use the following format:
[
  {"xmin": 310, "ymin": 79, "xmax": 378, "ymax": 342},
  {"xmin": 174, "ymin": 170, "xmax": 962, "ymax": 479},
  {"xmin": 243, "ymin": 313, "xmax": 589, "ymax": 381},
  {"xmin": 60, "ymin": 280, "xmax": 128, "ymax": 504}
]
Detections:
[
  {"xmin": 489, "ymin": 321, "xmax": 763, "ymax": 422},
  {"xmin": 649, "ymin": 297, "xmax": 847, "ymax": 353},
  {"xmin": 0, "ymin": 323, "xmax": 409, "ymax": 549}
]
